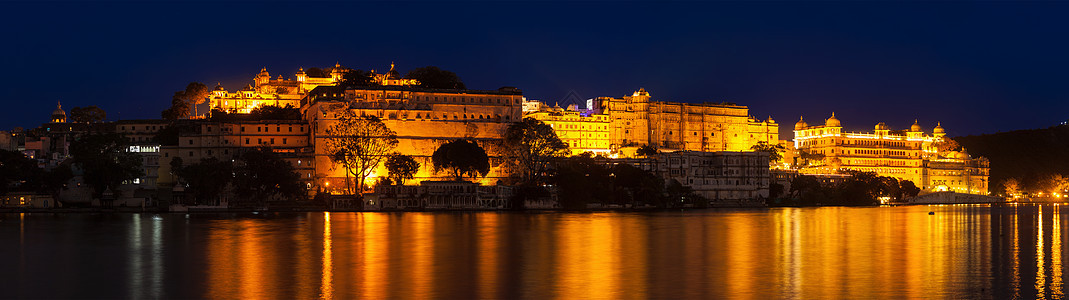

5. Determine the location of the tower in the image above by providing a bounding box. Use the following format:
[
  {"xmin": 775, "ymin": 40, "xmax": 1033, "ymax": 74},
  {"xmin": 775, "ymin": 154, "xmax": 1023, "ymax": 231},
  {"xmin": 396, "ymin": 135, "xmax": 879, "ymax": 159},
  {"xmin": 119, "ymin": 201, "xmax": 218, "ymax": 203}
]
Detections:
[{"xmin": 51, "ymin": 101, "xmax": 66, "ymax": 123}]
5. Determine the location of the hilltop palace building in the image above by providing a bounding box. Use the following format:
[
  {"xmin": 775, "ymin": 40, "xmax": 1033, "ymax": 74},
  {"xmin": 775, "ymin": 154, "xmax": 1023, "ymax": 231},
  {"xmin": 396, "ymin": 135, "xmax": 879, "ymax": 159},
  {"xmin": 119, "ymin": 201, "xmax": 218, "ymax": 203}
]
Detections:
[
  {"xmin": 524, "ymin": 89, "xmax": 779, "ymax": 156},
  {"xmin": 793, "ymin": 113, "xmax": 989, "ymax": 194}
]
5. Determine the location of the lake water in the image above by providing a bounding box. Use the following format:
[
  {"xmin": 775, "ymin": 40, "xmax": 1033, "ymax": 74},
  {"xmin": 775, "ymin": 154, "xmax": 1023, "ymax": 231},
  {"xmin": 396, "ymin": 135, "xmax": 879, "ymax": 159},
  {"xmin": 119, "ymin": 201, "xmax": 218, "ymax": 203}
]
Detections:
[{"xmin": 0, "ymin": 204, "xmax": 1063, "ymax": 299}]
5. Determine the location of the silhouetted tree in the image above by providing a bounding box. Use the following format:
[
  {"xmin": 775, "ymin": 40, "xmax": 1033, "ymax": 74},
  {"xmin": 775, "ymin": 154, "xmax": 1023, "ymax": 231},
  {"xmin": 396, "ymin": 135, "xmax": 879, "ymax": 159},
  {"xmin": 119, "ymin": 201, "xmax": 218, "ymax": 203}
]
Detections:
[
  {"xmin": 900, "ymin": 180, "xmax": 921, "ymax": 198},
  {"xmin": 174, "ymin": 157, "xmax": 233, "ymax": 205},
  {"xmin": 0, "ymin": 150, "xmax": 42, "ymax": 195},
  {"xmin": 69, "ymin": 133, "xmax": 143, "ymax": 197},
  {"xmin": 636, "ymin": 144, "xmax": 659, "ymax": 157},
  {"xmin": 325, "ymin": 112, "xmax": 398, "ymax": 194},
  {"xmin": 174, "ymin": 82, "xmax": 209, "ymax": 118},
  {"xmin": 249, "ymin": 104, "xmax": 301, "ymax": 120},
  {"xmin": 933, "ymin": 138, "xmax": 962, "ymax": 152},
  {"xmin": 750, "ymin": 141, "xmax": 786, "ymax": 163},
  {"xmin": 1001, "ymin": 178, "xmax": 1021, "ymax": 197},
  {"xmin": 385, "ymin": 153, "xmax": 420, "ymax": 185},
  {"xmin": 432, "ymin": 140, "xmax": 490, "ymax": 181},
  {"xmin": 233, "ymin": 148, "xmax": 303, "ymax": 205},
  {"xmin": 340, "ymin": 69, "xmax": 375, "ymax": 88},
  {"xmin": 161, "ymin": 93, "xmax": 191, "ymax": 120},
  {"xmin": 504, "ymin": 118, "xmax": 569, "ymax": 184},
  {"xmin": 405, "ymin": 66, "xmax": 466, "ymax": 89},
  {"xmin": 69, "ymin": 106, "xmax": 107, "ymax": 123}
]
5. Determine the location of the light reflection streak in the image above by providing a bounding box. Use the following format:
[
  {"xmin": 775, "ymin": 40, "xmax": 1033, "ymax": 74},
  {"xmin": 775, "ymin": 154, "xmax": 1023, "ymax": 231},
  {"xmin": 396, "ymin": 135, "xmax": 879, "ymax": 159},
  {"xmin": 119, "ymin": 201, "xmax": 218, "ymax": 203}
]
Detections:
[
  {"xmin": 1052, "ymin": 206, "xmax": 1063, "ymax": 297},
  {"xmin": 476, "ymin": 214, "xmax": 500, "ymax": 299},
  {"xmin": 1037, "ymin": 206, "xmax": 1046, "ymax": 298},
  {"xmin": 359, "ymin": 213, "xmax": 388, "ymax": 299},
  {"xmin": 320, "ymin": 212, "xmax": 333, "ymax": 299},
  {"xmin": 1012, "ymin": 208, "xmax": 1020, "ymax": 296}
]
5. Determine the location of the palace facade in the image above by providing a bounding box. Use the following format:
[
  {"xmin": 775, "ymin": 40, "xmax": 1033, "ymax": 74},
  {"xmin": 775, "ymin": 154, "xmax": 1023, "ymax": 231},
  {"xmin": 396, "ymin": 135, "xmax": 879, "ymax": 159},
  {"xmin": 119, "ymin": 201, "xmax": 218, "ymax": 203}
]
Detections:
[
  {"xmin": 793, "ymin": 113, "xmax": 989, "ymax": 194},
  {"xmin": 302, "ymin": 68, "xmax": 524, "ymax": 192},
  {"xmin": 524, "ymin": 89, "xmax": 778, "ymax": 156}
]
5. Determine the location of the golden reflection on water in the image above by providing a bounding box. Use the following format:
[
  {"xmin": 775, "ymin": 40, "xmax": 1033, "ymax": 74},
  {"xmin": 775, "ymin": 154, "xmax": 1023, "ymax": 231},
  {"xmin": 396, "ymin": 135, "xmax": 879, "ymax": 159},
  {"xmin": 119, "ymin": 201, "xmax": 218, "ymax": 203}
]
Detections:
[
  {"xmin": 191, "ymin": 206, "xmax": 1069, "ymax": 299},
  {"xmin": 320, "ymin": 212, "xmax": 333, "ymax": 299}
]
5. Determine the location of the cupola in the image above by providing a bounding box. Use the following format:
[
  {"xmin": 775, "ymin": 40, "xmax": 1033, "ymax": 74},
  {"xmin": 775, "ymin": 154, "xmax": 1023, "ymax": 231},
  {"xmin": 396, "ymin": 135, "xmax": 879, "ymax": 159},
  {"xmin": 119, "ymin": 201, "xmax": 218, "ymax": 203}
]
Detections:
[{"xmin": 825, "ymin": 112, "xmax": 841, "ymax": 127}]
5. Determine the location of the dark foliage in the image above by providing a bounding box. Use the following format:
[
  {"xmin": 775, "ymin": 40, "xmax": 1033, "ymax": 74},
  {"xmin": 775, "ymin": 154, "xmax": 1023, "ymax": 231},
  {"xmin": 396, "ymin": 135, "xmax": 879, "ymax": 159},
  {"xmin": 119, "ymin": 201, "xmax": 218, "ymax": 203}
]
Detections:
[
  {"xmin": 385, "ymin": 153, "xmax": 420, "ymax": 185},
  {"xmin": 340, "ymin": 69, "xmax": 375, "ymax": 88},
  {"xmin": 174, "ymin": 157, "xmax": 234, "ymax": 205},
  {"xmin": 432, "ymin": 140, "xmax": 489, "ymax": 181},
  {"xmin": 636, "ymin": 144, "xmax": 659, "ymax": 157},
  {"xmin": 956, "ymin": 125, "xmax": 1069, "ymax": 192},
  {"xmin": 249, "ymin": 104, "xmax": 301, "ymax": 120},
  {"xmin": 0, "ymin": 150, "xmax": 42, "ymax": 195},
  {"xmin": 783, "ymin": 171, "xmax": 918, "ymax": 206},
  {"xmin": 233, "ymin": 148, "xmax": 304, "ymax": 204},
  {"xmin": 69, "ymin": 133, "xmax": 143, "ymax": 197},
  {"xmin": 69, "ymin": 106, "xmax": 107, "ymax": 123},
  {"xmin": 405, "ymin": 66, "xmax": 466, "ymax": 90}
]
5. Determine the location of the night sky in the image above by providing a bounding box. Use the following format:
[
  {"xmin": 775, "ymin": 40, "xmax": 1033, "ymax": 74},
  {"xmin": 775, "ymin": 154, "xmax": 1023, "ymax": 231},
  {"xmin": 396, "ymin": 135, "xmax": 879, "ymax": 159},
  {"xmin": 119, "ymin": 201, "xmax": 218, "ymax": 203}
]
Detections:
[{"xmin": 3, "ymin": 2, "xmax": 1068, "ymax": 138}]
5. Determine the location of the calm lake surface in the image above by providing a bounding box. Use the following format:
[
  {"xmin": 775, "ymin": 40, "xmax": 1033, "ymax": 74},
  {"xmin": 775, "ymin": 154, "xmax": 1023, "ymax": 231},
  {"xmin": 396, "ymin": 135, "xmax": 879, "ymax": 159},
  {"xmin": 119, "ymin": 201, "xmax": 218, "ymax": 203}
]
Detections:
[{"xmin": 1, "ymin": 205, "xmax": 1064, "ymax": 299}]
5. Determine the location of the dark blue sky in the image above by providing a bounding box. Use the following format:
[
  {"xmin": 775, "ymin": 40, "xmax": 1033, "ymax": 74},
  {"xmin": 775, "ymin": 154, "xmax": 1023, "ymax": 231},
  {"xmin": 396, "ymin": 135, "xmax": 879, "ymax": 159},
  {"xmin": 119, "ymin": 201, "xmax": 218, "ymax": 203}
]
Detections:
[{"xmin": 2, "ymin": 2, "xmax": 1067, "ymax": 138}]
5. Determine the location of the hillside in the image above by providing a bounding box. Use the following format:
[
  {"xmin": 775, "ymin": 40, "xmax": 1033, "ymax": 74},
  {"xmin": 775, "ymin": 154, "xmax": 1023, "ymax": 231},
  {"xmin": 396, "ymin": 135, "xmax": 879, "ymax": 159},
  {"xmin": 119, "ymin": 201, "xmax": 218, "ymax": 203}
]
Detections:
[{"xmin": 955, "ymin": 125, "xmax": 1069, "ymax": 193}]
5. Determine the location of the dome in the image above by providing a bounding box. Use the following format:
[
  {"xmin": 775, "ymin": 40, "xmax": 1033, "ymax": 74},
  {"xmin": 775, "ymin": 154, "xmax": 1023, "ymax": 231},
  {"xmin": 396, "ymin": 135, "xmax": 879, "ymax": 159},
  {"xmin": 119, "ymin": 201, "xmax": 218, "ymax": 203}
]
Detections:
[
  {"xmin": 214, "ymin": 82, "xmax": 224, "ymax": 91},
  {"xmin": 934, "ymin": 122, "xmax": 945, "ymax": 134},
  {"xmin": 874, "ymin": 122, "xmax": 889, "ymax": 131},
  {"xmin": 52, "ymin": 102, "xmax": 65, "ymax": 117},
  {"xmin": 794, "ymin": 116, "xmax": 808, "ymax": 130},
  {"xmin": 767, "ymin": 116, "xmax": 775, "ymax": 124},
  {"xmin": 825, "ymin": 112, "xmax": 841, "ymax": 127},
  {"xmin": 910, "ymin": 119, "xmax": 922, "ymax": 132}
]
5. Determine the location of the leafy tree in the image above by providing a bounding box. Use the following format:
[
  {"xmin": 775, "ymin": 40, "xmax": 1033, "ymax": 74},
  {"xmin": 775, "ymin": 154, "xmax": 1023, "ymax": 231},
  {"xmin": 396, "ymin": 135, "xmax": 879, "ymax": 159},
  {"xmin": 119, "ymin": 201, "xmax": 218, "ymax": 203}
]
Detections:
[
  {"xmin": 636, "ymin": 144, "xmax": 659, "ymax": 157},
  {"xmin": 325, "ymin": 113, "xmax": 398, "ymax": 194},
  {"xmin": 432, "ymin": 140, "xmax": 490, "ymax": 181},
  {"xmin": 305, "ymin": 67, "xmax": 331, "ymax": 78},
  {"xmin": 1048, "ymin": 174, "xmax": 1069, "ymax": 194},
  {"xmin": 551, "ymin": 153, "xmax": 611, "ymax": 209},
  {"xmin": 610, "ymin": 163, "xmax": 664, "ymax": 207},
  {"xmin": 0, "ymin": 150, "xmax": 42, "ymax": 195},
  {"xmin": 750, "ymin": 141, "xmax": 786, "ymax": 163},
  {"xmin": 174, "ymin": 157, "xmax": 233, "ymax": 205},
  {"xmin": 504, "ymin": 118, "xmax": 569, "ymax": 184},
  {"xmin": 173, "ymin": 82, "xmax": 209, "ymax": 118},
  {"xmin": 900, "ymin": 180, "xmax": 921, "ymax": 198},
  {"xmin": 41, "ymin": 163, "xmax": 73, "ymax": 201},
  {"xmin": 933, "ymin": 138, "xmax": 962, "ymax": 153},
  {"xmin": 233, "ymin": 148, "xmax": 303, "ymax": 204},
  {"xmin": 769, "ymin": 183, "xmax": 785, "ymax": 200},
  {"xmin": 797, "ymin": 149, "xmax": 825, "ymax": 167},
  {"xmin": 1002, "ymin": 178, "xmax": 1021, "ymax": 197},
  {"xmin": 69, "ymin": 133, "xmax": 143, "ymax": 197},
  {"xmin": 69, "ymin": 106, "xmax": 107, "ymax": 123},
  {"xmin": 250, "ymin": 104, "xmax": 301, "ymax": 120},
  {"xmin": 385, "ymin": 153, "xmax": 420, "ymax": 185},
  {"xmin": 405, "ymin": 66, "xmax": 466, "ymax": 89},
  {"xmin": 340, "ymin": 69, "xmax": 375, "ymax": 88},
  {"xmin": 161, "ymin": 93, "xmax": 191, "ymax": 120}
]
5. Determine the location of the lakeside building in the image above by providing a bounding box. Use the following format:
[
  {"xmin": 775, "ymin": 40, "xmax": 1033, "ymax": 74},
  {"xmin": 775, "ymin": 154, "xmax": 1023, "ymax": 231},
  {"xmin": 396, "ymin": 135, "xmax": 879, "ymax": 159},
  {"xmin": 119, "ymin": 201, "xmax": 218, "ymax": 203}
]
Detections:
[
  {"xmin": 524, "ymin": 89, "xmax": 778, "ymax": 156},
  {"xmin": 155, "ymin": 119, "xmax": 314, "ymax": 191},
  {"xmin": 301, "ymin": 64, "xmax": 524, "ymax": 192},
  {"xmin": 653, "ymin": 151, "xmax": 771, "ymax": 204},
  {"xmin": 793, "ymin": 113, "xmax": 990, "ymax": 194}
]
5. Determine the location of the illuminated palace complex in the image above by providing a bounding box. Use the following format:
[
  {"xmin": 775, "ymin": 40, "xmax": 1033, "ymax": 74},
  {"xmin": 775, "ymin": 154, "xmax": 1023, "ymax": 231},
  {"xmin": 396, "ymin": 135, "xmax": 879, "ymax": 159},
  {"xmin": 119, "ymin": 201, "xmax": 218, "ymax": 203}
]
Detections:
[
  {"xmin": 524, "ymin": 88, "xmax": 779, "ymax": 156},
  {"xmin": 209, "ymin": 63, "xmax": 352, "ymax": 113},
  {"xmin": 302, "ymin": 67, "xmax": 524, "ymax": 192},
  {"xmin": 793, "ymin": 113, "xmax": 989, "ymax": 194}
]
